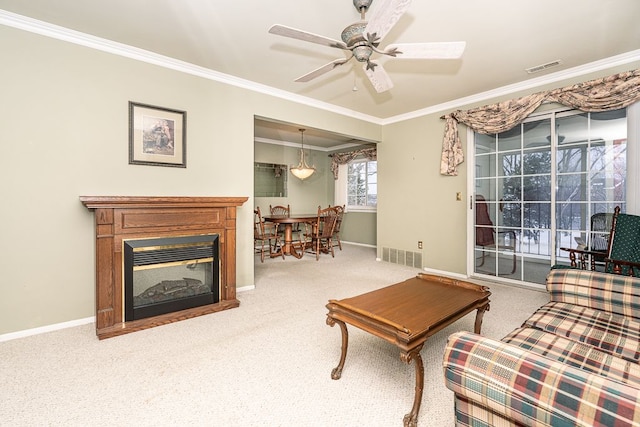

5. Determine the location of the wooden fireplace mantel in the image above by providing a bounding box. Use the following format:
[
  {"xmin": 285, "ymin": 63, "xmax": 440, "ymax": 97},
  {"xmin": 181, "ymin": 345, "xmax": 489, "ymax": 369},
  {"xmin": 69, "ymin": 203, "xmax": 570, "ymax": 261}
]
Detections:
[{"xmin": 80, "ymin": 196, "xmax": 248, "ymax": 339}]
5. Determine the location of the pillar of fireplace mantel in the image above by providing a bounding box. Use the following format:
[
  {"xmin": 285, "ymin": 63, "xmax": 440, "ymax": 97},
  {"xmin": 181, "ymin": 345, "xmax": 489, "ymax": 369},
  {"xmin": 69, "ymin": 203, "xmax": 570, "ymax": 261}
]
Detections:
[{"xmin": 80, "ymin": 196, "xmax": 248, "ymax": 339}]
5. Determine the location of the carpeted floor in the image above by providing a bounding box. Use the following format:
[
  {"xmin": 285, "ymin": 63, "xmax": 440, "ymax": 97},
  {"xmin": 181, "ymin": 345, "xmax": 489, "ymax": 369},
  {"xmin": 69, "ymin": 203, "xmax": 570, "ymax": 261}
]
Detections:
[{"xmin": 0, "ymin": 244, "xmax": 549, "ymax": 426}]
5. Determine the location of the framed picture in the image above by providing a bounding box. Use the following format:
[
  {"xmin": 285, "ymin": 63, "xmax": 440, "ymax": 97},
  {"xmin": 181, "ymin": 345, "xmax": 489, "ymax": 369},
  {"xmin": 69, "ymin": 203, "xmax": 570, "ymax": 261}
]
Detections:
[{"xmin": 129, "ymin": 102, "xmax": 186, "ymax": 167}]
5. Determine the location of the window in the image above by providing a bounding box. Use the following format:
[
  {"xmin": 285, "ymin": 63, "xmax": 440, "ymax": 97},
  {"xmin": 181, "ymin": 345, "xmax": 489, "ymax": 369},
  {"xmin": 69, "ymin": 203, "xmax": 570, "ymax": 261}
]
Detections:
[
  {"xmin": 334, "ymin": 159, "xmax": 377, "ymax": 211},
  {"xmin": 472, "ymin": 107, "xmax": 628, "ymax": 285},
  {"xmin": 347, "ymin": 159, "xmax": 377, "ymax": 209}
]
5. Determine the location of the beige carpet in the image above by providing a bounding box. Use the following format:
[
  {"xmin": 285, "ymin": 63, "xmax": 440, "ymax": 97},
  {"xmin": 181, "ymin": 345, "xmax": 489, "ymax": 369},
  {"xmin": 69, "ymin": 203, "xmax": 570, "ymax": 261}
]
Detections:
[{"xmin": 0, "ymin": 244, "xmax": 549, "ymax": 426}]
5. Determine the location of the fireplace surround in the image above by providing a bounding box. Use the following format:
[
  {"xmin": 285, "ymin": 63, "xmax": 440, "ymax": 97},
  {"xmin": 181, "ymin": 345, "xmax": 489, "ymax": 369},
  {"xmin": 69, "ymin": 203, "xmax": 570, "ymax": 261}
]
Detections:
[{"xmin": 80, "ymin": 196, "xmax": 248, "ymax": 339}]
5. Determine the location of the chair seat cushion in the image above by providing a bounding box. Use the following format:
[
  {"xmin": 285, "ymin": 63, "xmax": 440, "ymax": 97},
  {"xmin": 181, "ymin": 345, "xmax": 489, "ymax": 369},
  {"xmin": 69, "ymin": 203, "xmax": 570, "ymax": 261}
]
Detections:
[
  {"xmin": 522, "ymin": 301, "xmax": 640, "ymax": 364},
  {"xmin": 503, "ymin": 326, "xmax": 640, "ymax": 386}
]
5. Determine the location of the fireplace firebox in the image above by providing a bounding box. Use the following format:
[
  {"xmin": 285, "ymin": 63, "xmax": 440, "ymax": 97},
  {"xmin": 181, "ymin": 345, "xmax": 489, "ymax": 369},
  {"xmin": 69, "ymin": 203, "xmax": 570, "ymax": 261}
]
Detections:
[{"xmin": 124, "ymin": 234, "xmax": 219, "ymax": 321}]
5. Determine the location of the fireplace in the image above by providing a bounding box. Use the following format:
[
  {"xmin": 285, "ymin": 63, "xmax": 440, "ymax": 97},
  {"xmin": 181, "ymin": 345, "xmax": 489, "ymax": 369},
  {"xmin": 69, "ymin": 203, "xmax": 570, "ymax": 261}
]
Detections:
[
  {"xmin": 80, "ymin": 196, "xmax": 248, "ymax": 339},
  {"xmin": 124, "ymin": 234, "xmax": 220, "ymax": 321}
]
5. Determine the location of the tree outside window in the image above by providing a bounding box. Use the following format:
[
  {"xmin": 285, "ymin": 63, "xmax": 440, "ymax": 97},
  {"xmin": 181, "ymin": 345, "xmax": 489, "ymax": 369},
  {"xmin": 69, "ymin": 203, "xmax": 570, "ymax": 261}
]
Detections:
[{"xmin": 347, "ymin": 160, "xmax": 377, "ymax": 209}]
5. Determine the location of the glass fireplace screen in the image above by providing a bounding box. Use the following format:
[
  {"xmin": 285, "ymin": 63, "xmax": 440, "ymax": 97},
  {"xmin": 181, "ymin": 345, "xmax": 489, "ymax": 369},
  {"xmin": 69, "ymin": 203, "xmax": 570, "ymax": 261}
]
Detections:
[{"xmin": 124, "ymin": 234, "xmax": 220, "ymax": 321}]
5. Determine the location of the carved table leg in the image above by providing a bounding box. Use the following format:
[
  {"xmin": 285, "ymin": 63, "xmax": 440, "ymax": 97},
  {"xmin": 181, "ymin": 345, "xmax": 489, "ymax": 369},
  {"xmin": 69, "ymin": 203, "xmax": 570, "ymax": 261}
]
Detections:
[
  {"xmin": 326, "ymin": 317, "xmax": 348, "ymax": 380},
  {"xmin": 473, "ymin": 302, "xmax": 490, "ymax": 334},
  {"xmin": 402, "ymin": 344, "xmax": 425, "ymax": 427}
]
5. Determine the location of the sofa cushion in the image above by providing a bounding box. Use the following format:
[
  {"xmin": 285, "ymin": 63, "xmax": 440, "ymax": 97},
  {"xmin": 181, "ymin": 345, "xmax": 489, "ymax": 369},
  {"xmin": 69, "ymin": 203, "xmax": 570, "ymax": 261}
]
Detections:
[
  {"xmin": 504, "ymin": 326, "xmax": 640, "ymax": 387},
  {"xmin": 523, "ymin": 301, "xmax": 640, "ymax": 364},
  {"xmin": 546, "ymin": 269, "xmax": 640, "ymax": 321}
]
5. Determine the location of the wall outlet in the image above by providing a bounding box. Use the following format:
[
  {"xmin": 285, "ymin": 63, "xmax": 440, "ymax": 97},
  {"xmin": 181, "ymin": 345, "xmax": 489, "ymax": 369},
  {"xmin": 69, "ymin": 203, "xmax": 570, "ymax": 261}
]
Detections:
[{"xmin": 418, "ymin": 241, "xmax": 423, "ymax": 249}]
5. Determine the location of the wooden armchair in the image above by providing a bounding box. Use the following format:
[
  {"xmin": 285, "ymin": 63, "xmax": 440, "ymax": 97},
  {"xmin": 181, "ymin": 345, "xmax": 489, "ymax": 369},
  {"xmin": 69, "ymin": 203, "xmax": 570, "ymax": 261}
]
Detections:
[
  {"xmin": 270, "ymin": 204, "xmax": 295, "ymax": 235},
  {"xmin": 330, "ymin": 205, "xmax": 345, "ymax": 251},
  {"xmin": 254, "ymin": 207, "xmax": 284, "ymax": 262},
  {"xmin": 304, "ymin": 206, "xmax": 339, "ymax": 260},
  {"xmin": 269, "ymin": 204, "xmax": 290, "ymax": 244},
  {"xmin": 560, "ymin": 206, "xmax": 640, "ymax": 277},
  {"xmin": 269, "ymin": 204, "xmax": 290, "ymax": 216}
]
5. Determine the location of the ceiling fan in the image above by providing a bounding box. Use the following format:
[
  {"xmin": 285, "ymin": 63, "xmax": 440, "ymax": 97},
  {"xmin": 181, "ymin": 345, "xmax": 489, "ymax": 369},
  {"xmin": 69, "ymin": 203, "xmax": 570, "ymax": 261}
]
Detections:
[{"xmin": 268, "ymin": 0, "xmax": 466, "ymax": 93}]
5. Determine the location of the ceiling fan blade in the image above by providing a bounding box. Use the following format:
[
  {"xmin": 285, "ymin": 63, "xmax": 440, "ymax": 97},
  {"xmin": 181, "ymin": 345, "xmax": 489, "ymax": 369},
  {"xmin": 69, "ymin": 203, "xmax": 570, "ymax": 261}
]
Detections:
[
  {"xmin": 295, "ymin": 58, "xmax": 351, "ymax": 82},
  {"xmin": 385, "ymin": 41, "xmax": 466, "ymax": 59},
  {"xmin": 269, "ymin": 24, "xmax": 347, "ymax": 50},
  {"xmin": 364, "ymin": 0, "xmax": 413, "ymax": 42},
  {"xmin": 363, "ymin": 63, "xmax": 394, "ymax": 93}
]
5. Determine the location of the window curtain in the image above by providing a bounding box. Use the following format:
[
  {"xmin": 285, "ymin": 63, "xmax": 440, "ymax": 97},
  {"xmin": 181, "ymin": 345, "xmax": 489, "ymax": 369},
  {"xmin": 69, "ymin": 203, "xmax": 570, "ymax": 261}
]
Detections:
[
  {"xmin": 440, "ymin": 68, "xmax": 640, "ymax": 176},
  {"xmin": 329, "ymin": 147, "xmax": 377, "ymax": 179}
]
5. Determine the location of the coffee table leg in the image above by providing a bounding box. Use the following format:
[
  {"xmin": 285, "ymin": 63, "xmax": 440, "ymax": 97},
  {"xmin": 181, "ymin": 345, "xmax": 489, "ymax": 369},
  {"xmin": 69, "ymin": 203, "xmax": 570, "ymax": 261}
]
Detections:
[
  {"xmin": 326, "ymin": 317, "xmax": 349, "ymax": 380},
  {"xmin": 474, "ymin": 302, "xmax": 490, "ymax": 334},
  {"xmin": 401, "ymin": 344, "xmax": 425, "ymax": 427}
]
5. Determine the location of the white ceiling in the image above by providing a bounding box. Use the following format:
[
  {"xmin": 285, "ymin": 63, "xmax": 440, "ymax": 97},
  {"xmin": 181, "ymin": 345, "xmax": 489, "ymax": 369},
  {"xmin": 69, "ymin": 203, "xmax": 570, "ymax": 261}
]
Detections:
[{"xmin": 1, "ymin": 0, "xmax": 639, "ymax": 148}]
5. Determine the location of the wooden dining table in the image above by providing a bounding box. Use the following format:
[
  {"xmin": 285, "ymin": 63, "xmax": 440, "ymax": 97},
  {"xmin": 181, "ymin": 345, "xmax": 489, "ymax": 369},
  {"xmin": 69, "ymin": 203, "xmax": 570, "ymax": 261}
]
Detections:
[{"xmin": 263, "ymin": 214, "xmax": 317, "ymax": 258}]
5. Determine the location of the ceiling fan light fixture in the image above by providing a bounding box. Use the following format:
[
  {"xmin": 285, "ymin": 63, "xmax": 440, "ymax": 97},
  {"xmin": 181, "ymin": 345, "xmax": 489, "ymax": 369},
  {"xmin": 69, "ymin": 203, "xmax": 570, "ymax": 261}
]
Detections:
[
  {"xmin": 353, "ymin": 0, "xmax": 372, "ymax": 13},
  {"xmin": 353, "ymin": 45, "xmax": 373, "ymax": 62},
  {"xmin": 269, "ymin": 0, "xmax": 466, "ymax": 94},
  {"xmin": 290, "ymin": 129, "xmax": 316, "ymax": 180}
]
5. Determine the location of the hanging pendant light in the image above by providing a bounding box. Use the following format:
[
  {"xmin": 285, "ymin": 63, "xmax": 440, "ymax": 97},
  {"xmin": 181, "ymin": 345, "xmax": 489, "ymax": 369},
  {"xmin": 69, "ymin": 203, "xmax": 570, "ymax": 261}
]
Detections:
[{"xmin": 290, "ymin": 128, "xmax": 316, "ymax": 180}]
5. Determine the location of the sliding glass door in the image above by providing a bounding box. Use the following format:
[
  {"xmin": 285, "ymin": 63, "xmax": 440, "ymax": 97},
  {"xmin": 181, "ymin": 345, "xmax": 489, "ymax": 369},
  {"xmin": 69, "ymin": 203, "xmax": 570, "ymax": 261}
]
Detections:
[{"xmin": 473, "ymin": 108, "xmax": 627, "ymax": 285}]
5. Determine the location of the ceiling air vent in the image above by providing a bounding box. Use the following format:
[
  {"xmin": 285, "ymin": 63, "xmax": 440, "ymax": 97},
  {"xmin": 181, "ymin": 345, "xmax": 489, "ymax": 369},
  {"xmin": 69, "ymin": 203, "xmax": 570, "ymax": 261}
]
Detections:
[{"xmin": 525, "ymin": 60, "xmax": 562, "ymax": 74}]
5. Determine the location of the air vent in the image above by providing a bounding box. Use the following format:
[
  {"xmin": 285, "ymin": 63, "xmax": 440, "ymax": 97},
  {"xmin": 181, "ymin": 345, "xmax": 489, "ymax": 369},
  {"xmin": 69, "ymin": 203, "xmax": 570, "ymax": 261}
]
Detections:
[
  {"xmin": 382, "ymin": 247, "xmax": 422, "ymax": 268},
  {"xmin": 525, "ymin": 60, "xmax": 562, "ymax": 74}
]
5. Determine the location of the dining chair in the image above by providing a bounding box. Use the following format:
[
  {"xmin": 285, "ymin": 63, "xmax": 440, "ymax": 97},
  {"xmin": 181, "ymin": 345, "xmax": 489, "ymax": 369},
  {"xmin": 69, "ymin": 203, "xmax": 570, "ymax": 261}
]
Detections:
[
  {"xmin": 304, "ymin": 206, "xmax": 339, "ymax": 260},
  {"xmin": 254, "ymin": 207, "xmax": 284, "ymax": 262},
  {"xmin": 475, "ymin": 195, "xmax": 516, "ymax": 274},
  {"xmin": 269, "ymin": 204, "xmax": 293, "ymax": 237},
  {"xmin": 330, "ymin": 205, "xmax": 345, "ymax": 251},
  {"xmin": 269, "ymin": 204, "xmax": 290, "ymax": 216}
]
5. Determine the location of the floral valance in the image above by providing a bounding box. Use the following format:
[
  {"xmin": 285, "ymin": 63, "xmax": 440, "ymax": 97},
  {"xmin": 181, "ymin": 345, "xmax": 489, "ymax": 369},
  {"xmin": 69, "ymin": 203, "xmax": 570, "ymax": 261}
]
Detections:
[
  {"xmin": 440, "ymin": 68, "xmax": 640, "ymax": 176},
  {"xmin": 329, "ymin": 147, "xmax": 377, "ymax": 179}
]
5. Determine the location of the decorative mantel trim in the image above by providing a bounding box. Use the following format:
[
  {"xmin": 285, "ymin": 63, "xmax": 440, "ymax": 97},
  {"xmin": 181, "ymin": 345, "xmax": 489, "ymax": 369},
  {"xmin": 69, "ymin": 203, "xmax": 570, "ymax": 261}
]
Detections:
[
  {"xmin": 80, "ymin": 196, "xmax": 248, "ymax": 208},
  {"xmin": 80, "ymin": 196, "xmax": 248, "ymax": 339}
]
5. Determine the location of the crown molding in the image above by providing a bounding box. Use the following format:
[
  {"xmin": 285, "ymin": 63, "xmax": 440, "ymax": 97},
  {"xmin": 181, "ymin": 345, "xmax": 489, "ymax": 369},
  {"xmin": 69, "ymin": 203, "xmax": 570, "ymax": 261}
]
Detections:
[
  {"xmin": 382, "ymin": 49, "xmax": 640, "ymax": 125},
  {"xmin": 254, "ymin": 136, "xmax": 362, "ymax": 152},
  {"xmin": 2, "ymin": 9, "xmax": 638, "ymax": 128},
  {"xmin": 0, "ymin": 9, "xmax": 383, "ymax": 125}
]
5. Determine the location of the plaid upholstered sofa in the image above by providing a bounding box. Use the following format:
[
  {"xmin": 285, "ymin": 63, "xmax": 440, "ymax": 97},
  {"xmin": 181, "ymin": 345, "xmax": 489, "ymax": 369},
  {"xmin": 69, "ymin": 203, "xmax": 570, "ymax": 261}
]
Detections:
[{"xmin": 443, "ymin": 269, "xmax": 640, "ymax": 426}]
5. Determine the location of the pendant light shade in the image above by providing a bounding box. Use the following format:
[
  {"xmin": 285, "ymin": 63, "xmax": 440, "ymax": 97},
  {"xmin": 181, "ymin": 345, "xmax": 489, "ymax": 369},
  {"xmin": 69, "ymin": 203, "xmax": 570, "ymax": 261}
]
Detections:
[{"xmin": 290, "ymin": 128, "xmax": 316, "ymax": 180}]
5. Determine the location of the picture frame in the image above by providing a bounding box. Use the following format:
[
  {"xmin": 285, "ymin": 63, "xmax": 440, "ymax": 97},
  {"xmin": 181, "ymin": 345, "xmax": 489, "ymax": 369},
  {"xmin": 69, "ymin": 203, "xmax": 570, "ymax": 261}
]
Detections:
[{"xmin": 129, "ymin": 102, "xmax": 186, "ymax": 167}]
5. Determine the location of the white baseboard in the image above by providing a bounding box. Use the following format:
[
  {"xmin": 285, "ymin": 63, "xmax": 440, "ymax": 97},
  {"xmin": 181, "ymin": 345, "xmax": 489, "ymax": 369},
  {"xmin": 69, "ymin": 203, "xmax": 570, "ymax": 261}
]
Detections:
[
  {"xmin": 0, "ymin": 286, "xmax": 256, "ymax": 342},
  {"xmin": 342, "ymin": 241, "xmax": 376, "ymax": 248},
  {"xmin": 422, "ymin": 267, "xmax": 468, "ymax": 280},
  {"xmin": 0, "ymin": 316, "xmax": 95, "ymax": 343}
]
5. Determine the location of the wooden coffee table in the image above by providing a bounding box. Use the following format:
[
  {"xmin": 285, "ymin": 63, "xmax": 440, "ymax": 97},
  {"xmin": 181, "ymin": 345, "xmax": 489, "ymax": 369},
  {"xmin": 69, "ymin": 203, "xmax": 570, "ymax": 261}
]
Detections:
[{"xmin": 326, "ymin": 273, "xmax": 490, "ymax": 427}]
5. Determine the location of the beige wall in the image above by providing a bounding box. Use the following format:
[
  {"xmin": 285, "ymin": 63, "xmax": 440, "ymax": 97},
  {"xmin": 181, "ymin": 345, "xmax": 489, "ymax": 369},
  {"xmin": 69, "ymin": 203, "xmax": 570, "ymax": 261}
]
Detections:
[
  {"xmin": 378, "ymin": 115, "xmax": 468, "ymax": 273},
  {"xmin": 340, "ymin": 212, "xmax": 376, "ymax": 246},
  {"xmin": 0, "ymin": 25, "xmax": 380, "ymax": 335}
]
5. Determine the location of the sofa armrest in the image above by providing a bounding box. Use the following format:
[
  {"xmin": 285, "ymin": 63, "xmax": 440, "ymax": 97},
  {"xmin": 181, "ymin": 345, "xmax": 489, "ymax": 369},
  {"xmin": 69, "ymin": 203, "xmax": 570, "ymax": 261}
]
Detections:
[
  {"xmin": 443, "ymin": 331, "xmax": 640, "ymax": 427},
  {"xmin": 546, "ymin": 268, "xmax": 640, "ymax": 321}
]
